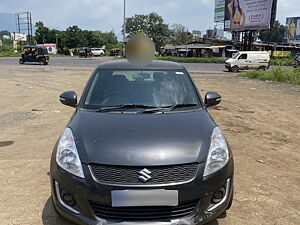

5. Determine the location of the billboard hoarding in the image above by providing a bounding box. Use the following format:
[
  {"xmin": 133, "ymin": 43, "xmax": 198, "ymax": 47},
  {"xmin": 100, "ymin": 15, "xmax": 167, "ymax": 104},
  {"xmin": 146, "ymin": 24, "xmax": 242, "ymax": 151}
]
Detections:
[
  {"xmin": 215, "ymin": 0, "xmax": 225, "ymax": 22},
  {"xmin": 224, "ymin": 0, "xmax": 274, "ymax": 31},
  {"xmin": 38, "ymin": 44, "xmax": 57, "ymax": 54},
  {"xmin": 11, "ymin": 32, "xmax": 27, "ymax": 41},
  {"xmin": 286, "ymin": 17, "xmax": 300, "ymax": 44}
]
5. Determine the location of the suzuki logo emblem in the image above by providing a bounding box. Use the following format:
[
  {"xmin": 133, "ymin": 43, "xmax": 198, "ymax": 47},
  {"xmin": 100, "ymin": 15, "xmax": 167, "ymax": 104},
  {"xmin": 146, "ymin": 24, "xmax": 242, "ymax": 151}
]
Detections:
[{"xmin": 138, "ymin": 168, "xmax": 152, "ymax": 183}]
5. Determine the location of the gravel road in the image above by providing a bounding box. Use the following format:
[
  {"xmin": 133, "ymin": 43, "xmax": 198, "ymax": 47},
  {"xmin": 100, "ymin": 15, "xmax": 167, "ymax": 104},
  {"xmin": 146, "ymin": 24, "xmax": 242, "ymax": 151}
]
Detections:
[{"xmin": 0, "ymin": 60, "xmax": 299, "ymax": 225}]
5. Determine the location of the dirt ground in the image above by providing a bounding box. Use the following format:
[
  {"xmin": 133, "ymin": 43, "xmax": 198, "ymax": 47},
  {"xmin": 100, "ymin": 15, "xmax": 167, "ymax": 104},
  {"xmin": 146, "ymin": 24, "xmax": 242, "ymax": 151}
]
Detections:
[{"xmin": 0, "ymin": 62, "xmax": 299, "ymax": 225}]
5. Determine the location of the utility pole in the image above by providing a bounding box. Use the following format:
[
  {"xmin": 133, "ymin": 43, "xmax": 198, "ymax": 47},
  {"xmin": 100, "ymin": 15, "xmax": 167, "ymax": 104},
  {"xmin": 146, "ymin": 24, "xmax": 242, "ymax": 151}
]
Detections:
[
  {"xmin": 123, "ymin": 0, "xmax": 126, "ymax": 56},
  {"xmin": 55, "ymin": 34, "xmax": 58, "ymax": 54},
  {"xmin": 185, "ymin": 29, "xmax": 189, "ymax": 58}
]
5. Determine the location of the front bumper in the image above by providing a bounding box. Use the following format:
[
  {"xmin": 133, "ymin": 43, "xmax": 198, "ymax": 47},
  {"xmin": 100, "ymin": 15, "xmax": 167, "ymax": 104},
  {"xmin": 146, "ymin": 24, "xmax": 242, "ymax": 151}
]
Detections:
[{"xmin": 50, "ymin": 159, "xmax": 234, "ymax": 225}]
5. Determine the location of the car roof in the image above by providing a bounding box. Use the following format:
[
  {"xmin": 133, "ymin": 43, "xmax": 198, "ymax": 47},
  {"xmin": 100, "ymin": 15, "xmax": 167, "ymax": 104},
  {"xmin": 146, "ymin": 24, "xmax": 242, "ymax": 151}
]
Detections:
[{"xmin": 96, "ymin": 59, "xmax": 185, "ymax": 70}]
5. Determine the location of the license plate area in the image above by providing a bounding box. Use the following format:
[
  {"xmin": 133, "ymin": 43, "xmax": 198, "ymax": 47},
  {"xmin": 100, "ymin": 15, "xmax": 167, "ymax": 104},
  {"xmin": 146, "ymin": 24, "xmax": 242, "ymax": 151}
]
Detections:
[{"xmin": 111, "ymin": 189, "xmax": 178, "ymax": 207}]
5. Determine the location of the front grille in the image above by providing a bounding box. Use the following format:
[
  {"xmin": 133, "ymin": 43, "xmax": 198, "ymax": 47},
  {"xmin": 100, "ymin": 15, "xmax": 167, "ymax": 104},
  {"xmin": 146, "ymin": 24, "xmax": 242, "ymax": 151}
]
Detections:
[
  {"xmin": 89, "ymin": 163, "xmax": 198, "ymax": 185},
  {"xmin": 90, "ymin": 200, "xmax": 198, "ymax": 221}
]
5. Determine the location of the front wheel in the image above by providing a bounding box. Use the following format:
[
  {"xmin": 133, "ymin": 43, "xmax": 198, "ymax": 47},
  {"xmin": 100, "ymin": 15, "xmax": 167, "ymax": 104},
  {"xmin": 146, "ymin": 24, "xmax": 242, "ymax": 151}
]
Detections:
[
  {"xmin": 231, "ymin": 66, "xmax": 239, "ymax": 73},
  {"xmin": 19, "ymin": 58, "xmax": 24, "ymax": 64},
  {"xmin": 39, "ymin": 59, "xmax": 47, "ymax": 65},
  {"xmin": 258, "ymin": 66, "xmax": 267, "ymax": 71}
]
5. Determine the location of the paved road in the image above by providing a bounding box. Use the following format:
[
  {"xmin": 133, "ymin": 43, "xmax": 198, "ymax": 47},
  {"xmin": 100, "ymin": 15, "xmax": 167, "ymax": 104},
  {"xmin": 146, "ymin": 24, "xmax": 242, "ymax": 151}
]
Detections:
[
  {"xmin": 0, "ymin": 56, "xmax": 292, "ymax": 73},
  {"xmin": 0, "ymin": 56, "xmax": 228, "ymax": 73}
]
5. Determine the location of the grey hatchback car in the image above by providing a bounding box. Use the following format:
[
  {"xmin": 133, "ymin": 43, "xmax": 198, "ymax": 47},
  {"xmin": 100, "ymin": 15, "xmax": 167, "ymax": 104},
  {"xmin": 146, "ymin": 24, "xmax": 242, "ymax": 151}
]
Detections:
[{"xmin": 50, "ymin": 59, "xmax": 234, "ymax": 225}]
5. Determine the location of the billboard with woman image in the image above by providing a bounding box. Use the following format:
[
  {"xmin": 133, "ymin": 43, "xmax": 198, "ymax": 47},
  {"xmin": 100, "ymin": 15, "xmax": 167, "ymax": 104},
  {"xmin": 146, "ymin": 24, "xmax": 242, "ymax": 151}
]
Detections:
[
  {"xmin": 224, "ymin": 0, "xmax": 275, "ymax": 31},
  {"xmin": 286, "ymin": 17, "xmax": 300, "ymax": 44}
]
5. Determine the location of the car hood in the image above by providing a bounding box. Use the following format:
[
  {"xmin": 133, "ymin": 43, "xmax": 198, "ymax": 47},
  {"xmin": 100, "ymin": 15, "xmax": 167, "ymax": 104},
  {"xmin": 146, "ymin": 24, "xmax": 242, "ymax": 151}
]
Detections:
[
  {"xmin": 68, "ymin": 109, "xmax": 216, "ymax": 166},
  {"xmin": 226, "ymin": 58, "xmax": 234, "ymax": 63}
]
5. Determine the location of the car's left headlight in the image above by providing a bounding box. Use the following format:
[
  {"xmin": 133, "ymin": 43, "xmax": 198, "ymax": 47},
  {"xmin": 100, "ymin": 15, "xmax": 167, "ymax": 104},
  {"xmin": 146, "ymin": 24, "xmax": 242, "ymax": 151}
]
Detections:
[
  {"xmin": 203, "ymin": 127, "xmax": 229, "ymax": 177},
  {"xmin": 56, "ymin": 127, "xmax": 85, "ymax": 178}
]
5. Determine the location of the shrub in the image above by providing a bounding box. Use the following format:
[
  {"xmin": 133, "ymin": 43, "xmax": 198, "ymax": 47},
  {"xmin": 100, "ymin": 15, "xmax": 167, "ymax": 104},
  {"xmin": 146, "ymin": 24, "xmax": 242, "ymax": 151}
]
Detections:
[
  {"xmin": 0, "ymin": 51, "xmax": 19, "ymax": 57},
  {"xmin": 155, "ymin": 56, "xmax": 226, "ymax": 64},
  {"xmin": 240, "ymin": 67, "xmax": 300, "ymax": 85},
  {"xmin": 270, "ymin": 58, "xmax": 294, "ymax": 66}
]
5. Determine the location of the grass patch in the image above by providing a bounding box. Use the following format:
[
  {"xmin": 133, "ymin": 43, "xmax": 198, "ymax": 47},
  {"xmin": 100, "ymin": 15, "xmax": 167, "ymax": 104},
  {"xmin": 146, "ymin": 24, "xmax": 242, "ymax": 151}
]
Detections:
[
  {"xmin": 239, "ymin": 67, "xmax": 300, "ymax": 85},
  {"xmin": 156, "ymin": 56, "xmax": 295, "ymax": 66},
  {"xmin": 270, "ymin": 58, "xmax": 294, "ymax": 66},
  {"xmin": 0, "ymin": 51, "xmax": 20, "ymax": 57},
  {"xmin": 155, "ymin": 56, "xmax": 226, "ymax": 64}
]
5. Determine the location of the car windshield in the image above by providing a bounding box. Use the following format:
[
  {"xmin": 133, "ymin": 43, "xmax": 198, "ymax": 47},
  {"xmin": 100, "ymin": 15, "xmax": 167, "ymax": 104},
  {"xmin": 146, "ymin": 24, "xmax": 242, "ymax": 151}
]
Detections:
[
  {"xmin": 232, "ymin": 53, "xmax": 240, "ymax": 59},
  {"xmin": 83, "ymin": 69, "xmax": 201, "ymax": 111}
]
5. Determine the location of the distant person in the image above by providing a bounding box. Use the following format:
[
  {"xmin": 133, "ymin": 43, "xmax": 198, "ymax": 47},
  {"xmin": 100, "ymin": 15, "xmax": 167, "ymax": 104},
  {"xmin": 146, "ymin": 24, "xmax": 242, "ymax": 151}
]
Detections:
[
  {"xmin": 228, "ymin": 0, "xmax": 246, "ymax": 29},
  {"xmin": 288, "ymin": 20, "xmax": 296, "ymax": 41}
]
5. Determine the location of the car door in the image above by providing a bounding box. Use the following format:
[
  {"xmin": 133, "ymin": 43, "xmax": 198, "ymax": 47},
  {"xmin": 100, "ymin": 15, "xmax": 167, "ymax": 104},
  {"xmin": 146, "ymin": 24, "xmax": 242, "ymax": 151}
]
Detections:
[
  {"xmin": 238, "ymin": 53, "xmax": 248, "ymax": 69},
  {"xmin": 247, "ymin": 53, "xmax": 259, "ymax": 69}
]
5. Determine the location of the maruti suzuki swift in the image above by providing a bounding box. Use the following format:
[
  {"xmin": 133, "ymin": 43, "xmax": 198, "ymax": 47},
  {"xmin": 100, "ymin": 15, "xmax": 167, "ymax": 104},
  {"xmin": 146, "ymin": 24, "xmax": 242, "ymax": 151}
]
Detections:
[{"xmin": 50, "ymin": 59, "xmax": 234, "ymax": 225}]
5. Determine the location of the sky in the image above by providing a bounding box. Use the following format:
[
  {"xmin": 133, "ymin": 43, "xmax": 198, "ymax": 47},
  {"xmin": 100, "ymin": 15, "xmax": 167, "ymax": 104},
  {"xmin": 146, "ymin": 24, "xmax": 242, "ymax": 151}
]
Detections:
[{"xmin": 0, "ymin": 0, "xmax": 299, "ymax": 40}]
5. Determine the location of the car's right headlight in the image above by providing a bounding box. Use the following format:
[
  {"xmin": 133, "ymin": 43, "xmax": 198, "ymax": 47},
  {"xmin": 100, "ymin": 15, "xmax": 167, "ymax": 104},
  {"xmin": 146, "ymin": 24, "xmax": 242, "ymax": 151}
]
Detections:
[
  {"xmin": 56, "ymin": 127, "xmax": 85, "ymax": 178},
  {"xmin": 203, "ymin": 127, "xmax": 229, "ymax": 177}
]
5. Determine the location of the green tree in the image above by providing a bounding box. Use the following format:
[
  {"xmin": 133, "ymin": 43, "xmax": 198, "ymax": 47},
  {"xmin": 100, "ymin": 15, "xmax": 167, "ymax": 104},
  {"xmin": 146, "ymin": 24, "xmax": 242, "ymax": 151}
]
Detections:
[
  {"xmin": 0, "ymin": 30, "xmax": 10, "ymax": 37},
  {"xmin": 125, "ymin": 12, "xmax": 170, "ymax": 50},
  {"xmin": 169, "ymin": 24, "xmax": 193, "ymax": 45},
  {"xmin": 258, "ymin": 21, "xmax": 286, "ymax": 43},
  {"xmin": 0, "ymin": 30, "xmax": 12, "ymax": 47},
  {"xmin": 34, "ymin": 21, "xmax": 50, "ymax": 44},
  {"xmin": 33, "ymin": 21, "xmax": 119, "ymax": 54},
  {"xmin": 64, "ymin": 25, "xmax": 85, "ymax": 48},
  {"xmin": 100, "ymin": 31, "xmax": 118, "ymax": 48}
]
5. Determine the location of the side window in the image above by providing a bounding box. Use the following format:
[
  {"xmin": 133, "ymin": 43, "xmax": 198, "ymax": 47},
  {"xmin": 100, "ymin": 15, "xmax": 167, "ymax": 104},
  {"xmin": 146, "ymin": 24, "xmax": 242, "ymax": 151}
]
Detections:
[{"xmin": 239, "ymin": 54, "xmax": 247, "ymax": 60}]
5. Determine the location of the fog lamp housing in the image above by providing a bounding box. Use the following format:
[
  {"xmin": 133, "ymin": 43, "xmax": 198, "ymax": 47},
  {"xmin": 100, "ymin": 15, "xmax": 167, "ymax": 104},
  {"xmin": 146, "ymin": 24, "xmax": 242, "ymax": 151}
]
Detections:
[{"xmin": 211, "ymin": 187, "xmax": 226, "ymax": 204}]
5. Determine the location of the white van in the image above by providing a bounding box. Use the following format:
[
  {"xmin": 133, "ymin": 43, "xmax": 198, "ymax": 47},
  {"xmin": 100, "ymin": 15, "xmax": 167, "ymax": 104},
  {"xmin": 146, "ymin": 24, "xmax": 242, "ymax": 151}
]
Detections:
[
  {"xmin": 225, "ymin": 51, "xmax": 270, "ymax": 72},
  {"xmin": 91, "ymin": 48, "xmax": 105, "ymax": 57}
]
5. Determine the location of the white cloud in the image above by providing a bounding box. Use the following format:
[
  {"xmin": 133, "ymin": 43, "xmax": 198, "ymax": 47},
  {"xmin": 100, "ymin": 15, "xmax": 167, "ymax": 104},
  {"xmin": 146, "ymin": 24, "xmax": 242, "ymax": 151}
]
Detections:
[{"xmin": 166, "ymin": 1, "xmax": 178, "ymax": 9}]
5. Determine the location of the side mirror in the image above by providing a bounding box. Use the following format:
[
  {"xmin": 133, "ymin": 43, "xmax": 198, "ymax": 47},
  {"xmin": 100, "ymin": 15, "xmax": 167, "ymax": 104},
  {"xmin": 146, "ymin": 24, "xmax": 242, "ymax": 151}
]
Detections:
[
  {"xmin": 59, "ymin": 91, "xmax": 77, "ymax": 108},
  {"xmin": 205, "ymin": 92, "xmax": 222, "ymax": 108}
]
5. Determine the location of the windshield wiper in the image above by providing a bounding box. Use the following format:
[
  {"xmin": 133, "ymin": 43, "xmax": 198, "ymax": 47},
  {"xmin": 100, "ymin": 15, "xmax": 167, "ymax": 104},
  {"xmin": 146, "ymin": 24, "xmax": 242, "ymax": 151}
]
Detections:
[
  {"xmin": 141, "ymin": 103, "xmax": 198, "ymax": 113},
  {"xmin": 96, "ymin": 104, "xmax": 157, "ymax": 112},
  {"xmin": 165, "ymin": 103, "xmax": 198, "ymax": 111}
]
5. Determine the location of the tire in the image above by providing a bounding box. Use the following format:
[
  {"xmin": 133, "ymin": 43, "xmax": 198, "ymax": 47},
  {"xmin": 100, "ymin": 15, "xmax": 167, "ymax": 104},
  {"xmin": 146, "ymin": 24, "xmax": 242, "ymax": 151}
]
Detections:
[
  {"xmin": 19, "ymin": 58, "xmax": 24, "ymax": 64},
  {"xmin": 51, "ymin": 197, "xmax": 60, "ymax": 215},
  {"xmin": 259, "ymin": 66, "xmax": 266, "ymax": 71},
  {"xmin": 100, "ymin": 53, "xmax": 104, "ymax": 57},
  {"xmin": 218, "ymin": 210, "xmax": 227, "ymax": 218},
  {"xmin": 39, "ymin": 59, "xmax": 46, "ymax": 65},
  {"xmin": 231, "ymin": 66, "xmax": 239, "ymax": 73},
  {"xmin": 226, "ymin": 191, "xmax": 234, "ymax": 210}
]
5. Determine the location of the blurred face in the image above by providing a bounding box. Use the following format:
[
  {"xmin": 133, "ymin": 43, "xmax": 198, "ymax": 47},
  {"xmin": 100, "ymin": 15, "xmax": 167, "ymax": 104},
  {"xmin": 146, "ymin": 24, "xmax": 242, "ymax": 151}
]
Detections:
[{"xmin": 125, "ymin": 34, "xmax": 155, "ymax": 66}]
